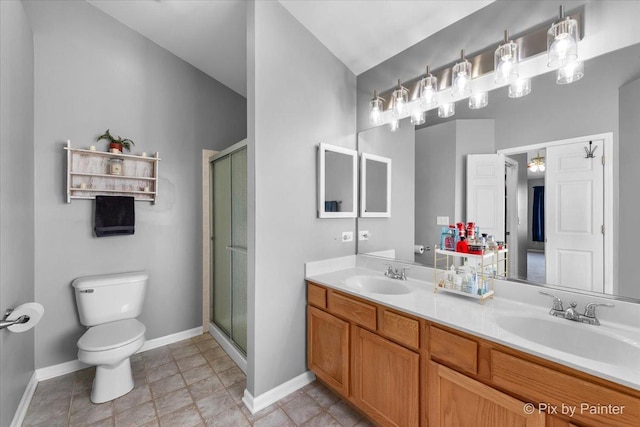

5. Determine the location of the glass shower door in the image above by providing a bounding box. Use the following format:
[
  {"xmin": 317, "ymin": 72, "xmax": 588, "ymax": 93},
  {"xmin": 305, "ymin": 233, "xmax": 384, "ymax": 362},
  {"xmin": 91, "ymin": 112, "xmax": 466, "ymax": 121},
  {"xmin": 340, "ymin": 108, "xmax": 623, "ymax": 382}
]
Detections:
[{"xmin": 211, "ymin": 145, "xmax": 247, "ymax": 354}]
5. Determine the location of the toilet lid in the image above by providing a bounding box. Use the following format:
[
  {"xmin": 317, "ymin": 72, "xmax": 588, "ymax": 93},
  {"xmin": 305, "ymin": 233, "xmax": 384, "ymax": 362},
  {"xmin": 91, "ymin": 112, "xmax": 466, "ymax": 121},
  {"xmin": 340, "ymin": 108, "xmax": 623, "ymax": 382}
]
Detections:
[{"xmin": 78, "ymin": 319, "xmax": 145, "ymax": 352}]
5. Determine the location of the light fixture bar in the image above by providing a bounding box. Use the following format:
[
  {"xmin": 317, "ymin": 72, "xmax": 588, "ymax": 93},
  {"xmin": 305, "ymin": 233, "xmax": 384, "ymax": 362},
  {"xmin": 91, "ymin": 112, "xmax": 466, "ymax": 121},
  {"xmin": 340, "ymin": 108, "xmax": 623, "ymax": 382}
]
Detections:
[{"xmin": 374, "ymin": 8, "xmax": 583, "ymax": 108}]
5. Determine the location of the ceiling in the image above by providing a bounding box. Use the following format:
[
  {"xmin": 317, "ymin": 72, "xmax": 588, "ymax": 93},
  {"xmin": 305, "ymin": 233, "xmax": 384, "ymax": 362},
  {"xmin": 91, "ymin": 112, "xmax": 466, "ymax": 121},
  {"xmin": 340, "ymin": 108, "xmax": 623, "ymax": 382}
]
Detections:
[{"xmin": 88, "ymin": 0, "xmax": 494, "ymax": 98}]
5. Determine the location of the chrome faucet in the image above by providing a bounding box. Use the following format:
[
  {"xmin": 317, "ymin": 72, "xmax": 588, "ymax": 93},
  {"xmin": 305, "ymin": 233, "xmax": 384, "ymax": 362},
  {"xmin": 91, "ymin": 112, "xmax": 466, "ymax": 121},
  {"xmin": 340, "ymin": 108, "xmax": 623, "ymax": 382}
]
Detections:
[
  {"xmin": 539, "ymin": 292, "xmax": 614, "ymax": 326},
  {"xmin": 384, "ymin": 264, "xmax": 409, "ymax": 281}
]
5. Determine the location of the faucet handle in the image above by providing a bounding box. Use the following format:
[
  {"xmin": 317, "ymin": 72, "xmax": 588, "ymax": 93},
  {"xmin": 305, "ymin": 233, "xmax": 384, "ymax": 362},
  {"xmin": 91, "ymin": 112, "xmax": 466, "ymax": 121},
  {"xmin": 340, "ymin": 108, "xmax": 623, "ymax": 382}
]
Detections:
[
  {"xmin": 400, "ymin": 267, "xmax": 410, "ymax": 280},
  {"xmin": 583, "ymin": 302, "xmax": 614, "ymax": 318},
  {"xmin": 539, "ymin": 291, "xmax": 564, "ymax": 311}
]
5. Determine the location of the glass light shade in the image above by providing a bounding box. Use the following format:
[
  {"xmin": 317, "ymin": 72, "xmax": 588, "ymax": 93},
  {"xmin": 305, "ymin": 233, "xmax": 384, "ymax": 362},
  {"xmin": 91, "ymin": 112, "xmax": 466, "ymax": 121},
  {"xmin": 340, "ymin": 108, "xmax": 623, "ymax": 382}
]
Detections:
[
  {"xmin": 469, "ymin": 92, "xmax": 488, "ymax": 109},
  {"xmin": 547, "ymin": 17, "xmax": 579, "ymax": 68},
  {"xmin": 438, "ymin": 102, "xmax": 455, "ymax": 118},
  {"xmin": 369, "ymin": 97, "xmax": 384, "ymax": 125},
  {"xmin": 528, "ymin": 163, "xmax": 539, "ymax": 172},
  {"xmin": 420, "ymin": 75, "xmax": 438, "ymax": 108},
  {"xmin": 494, "ymin": 41, "xmax": 519, "ymax": 84},
  {"xmin": 410, "ymin": 110, "xmax": 426, "ymax": 126},
  {"xmin": 539, "ymin": 164, "xmax": 546, "ymax": 172},
  {"xmin": 508, "ymin": 78, "xmax": 531, "ymax": 98},
  {"xmin": 392, "ymin": 86, "xmax": 409, "ymax": 117},
  {"xmin": 557, "ymin": 60, "xmax": 584, "ymax": 84},
  {"xmin": 452, "ymin": 59, "xmax": 472, "ymax": 97},
  {"xmin": 389, "ymin": 119, "xmax": 400, "ymax": 132}
]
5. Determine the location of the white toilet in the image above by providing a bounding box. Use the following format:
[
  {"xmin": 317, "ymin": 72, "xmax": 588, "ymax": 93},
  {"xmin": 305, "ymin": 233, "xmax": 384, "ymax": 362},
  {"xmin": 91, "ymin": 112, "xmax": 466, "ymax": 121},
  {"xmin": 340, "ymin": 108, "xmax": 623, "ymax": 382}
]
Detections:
[{"xmin": 72, "ymin": 271, "xmax": 148, "ymax": 403}]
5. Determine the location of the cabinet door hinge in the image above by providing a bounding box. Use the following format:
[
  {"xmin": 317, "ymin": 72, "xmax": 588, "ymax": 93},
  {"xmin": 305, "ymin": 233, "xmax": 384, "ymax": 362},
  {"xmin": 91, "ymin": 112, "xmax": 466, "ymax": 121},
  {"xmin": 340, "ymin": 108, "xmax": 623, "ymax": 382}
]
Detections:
[
  {"xmin": 601, "ymin": 156, "xmax": 605, "ymax": 166},
  {"xmin": 601, "ymin": 225, "xmax": 605, "ymax": 235}
]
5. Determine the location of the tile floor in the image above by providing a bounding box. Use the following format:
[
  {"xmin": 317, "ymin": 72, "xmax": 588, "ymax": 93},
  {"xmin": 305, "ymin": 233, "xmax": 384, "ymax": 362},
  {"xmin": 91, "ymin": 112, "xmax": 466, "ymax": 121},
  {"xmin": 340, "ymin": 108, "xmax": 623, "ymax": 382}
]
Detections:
[{"xmin": 22, "ymin": 333, "xmax": 374, "ymax": 427}]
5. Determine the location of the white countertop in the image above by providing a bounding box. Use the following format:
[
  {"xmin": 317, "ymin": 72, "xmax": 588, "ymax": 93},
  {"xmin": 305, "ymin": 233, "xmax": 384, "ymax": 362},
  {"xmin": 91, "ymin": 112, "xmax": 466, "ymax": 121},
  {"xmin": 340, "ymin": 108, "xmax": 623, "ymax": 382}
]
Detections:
[{"xmin": 306, "ymin": 259, "xmax": 640, "ymax": 391}]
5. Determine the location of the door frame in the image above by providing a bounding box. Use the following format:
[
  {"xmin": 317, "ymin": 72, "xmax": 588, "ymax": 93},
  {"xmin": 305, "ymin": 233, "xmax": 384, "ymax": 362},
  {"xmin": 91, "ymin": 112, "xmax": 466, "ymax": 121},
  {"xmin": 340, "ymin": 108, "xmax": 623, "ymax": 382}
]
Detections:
[
  {"xmin": 498, "ymin": 132, "xmax": 613, "ymax": 294},
  {"xmin": 202, "ymin": 149, "xmax": 218, "ymax": 332}
]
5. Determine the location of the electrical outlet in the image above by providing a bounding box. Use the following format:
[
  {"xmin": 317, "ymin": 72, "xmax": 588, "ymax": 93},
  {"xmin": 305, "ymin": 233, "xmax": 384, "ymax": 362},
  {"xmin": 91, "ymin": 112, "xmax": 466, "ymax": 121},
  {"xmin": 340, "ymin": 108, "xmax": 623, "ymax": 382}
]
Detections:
[
  {"xmin": 436, "ymin": 216, "xmax": 450, "ymax": 225},
  {"xmin": 358, "ymin": 230, "xmax": 369, "ymax": 240},
  {"xmin": 342, "ymin": 231, "xmax": 353, "ymax": 242}
]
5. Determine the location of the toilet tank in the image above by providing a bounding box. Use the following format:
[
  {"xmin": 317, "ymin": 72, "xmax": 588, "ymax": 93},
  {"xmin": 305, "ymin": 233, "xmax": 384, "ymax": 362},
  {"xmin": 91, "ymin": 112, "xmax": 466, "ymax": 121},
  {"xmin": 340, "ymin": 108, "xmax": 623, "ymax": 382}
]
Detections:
[{"xmin": 72, "ymin": 271, "xmax": 148, "ymax": 326}]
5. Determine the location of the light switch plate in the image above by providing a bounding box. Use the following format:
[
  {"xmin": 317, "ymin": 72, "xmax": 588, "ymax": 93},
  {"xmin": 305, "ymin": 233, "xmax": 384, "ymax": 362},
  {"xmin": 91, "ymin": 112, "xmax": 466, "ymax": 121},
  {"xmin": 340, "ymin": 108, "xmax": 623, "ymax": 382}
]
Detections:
[
  {"xmin": 436, "ymin": 216, "xmax": 450, "ymax": 226},
  {"xmin": 342, "ymin": 231, "xmax": 353, "ymax": 243},
  {"xmin": 358, "ymin": 230, "xmax": 369, "ymax": 240}
]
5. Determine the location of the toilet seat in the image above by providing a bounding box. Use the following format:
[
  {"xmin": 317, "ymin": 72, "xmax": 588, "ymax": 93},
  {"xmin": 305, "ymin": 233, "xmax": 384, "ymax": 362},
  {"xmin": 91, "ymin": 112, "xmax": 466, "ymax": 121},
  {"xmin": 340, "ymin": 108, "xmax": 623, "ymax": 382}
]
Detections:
[{"xmin": 78, "ymin": 319, "xmax": 145, "ymax": 352}]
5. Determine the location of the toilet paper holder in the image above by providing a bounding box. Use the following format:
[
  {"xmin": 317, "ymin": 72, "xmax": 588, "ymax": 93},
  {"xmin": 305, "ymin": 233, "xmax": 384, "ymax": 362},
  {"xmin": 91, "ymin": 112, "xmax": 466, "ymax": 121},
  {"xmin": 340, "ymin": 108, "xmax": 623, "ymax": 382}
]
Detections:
[{"xmin": 0, "ymin": 309, "xmax": 30, "ymax": 330}]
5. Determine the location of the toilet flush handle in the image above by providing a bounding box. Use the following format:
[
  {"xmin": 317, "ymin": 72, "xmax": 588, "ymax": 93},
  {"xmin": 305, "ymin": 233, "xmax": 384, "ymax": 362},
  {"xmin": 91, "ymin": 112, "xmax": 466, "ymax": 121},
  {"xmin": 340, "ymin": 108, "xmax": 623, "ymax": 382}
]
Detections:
[{"xmin": 79, "ymin": 289, "xmax": 94, "ymax": 293}]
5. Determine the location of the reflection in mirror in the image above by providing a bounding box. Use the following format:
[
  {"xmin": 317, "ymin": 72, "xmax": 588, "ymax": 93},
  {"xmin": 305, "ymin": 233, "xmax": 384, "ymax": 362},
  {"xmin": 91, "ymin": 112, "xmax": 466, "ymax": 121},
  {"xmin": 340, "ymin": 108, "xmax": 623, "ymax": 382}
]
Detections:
[
  {"xmin": 357, "ymin": 43, "xmax": 640, "ymax": 301},
  {"xmin": 317, "ymin": 143, "xmax": 357, "ymax": 218},
  {"xmin": 361, "ymin": 153, "xmax": 391, "ymax": 217}
]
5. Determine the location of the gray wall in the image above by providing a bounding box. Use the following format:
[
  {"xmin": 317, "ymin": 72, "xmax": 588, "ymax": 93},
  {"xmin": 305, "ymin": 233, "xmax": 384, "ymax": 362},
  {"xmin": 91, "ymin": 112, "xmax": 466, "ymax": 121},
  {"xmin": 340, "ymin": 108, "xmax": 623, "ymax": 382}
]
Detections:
[
  {"xmin": 248, "ymin": 1, "xmax": 356, "ymax": 397},
  {"xmin": 0, "ymin": 1, "xmax": 35, "ymax": 424},
  {"xmin": 23, "ymin": 0, "xmax": 247, "ymax": 368},
  {"xmin": 358, "ymin": 123, "xmax": 415, "ymax": 261},
  {"xmin": 619, "ymin": 77, "xmax": 640, "ymax": 299},
  {"xmin": 415, "ymin": 122, "xmax": 456, "ymax": 265},
  {"xmin": 413, "ymin": 120, "xmax": 493, "ymax": 266}
]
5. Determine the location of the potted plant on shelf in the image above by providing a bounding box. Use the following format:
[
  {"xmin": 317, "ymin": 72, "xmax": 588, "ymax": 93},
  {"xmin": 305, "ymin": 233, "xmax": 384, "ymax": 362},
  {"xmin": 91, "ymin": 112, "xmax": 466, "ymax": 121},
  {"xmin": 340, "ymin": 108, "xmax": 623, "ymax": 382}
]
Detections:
[{"xmin": 97, "ymin": 129, "xmax": 135, "ymax": 153}]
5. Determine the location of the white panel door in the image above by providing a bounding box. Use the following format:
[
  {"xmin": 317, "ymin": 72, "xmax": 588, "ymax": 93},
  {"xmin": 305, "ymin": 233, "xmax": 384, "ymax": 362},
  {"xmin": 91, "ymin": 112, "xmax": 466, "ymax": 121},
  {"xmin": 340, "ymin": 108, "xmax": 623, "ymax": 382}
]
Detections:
[
  {"xmin": 546, "ymin": 141, "xmax": 604, "ymax": 292},
  {"xmin": 466, "ymin": 154, "xmax": 505, "ymax": 242}
]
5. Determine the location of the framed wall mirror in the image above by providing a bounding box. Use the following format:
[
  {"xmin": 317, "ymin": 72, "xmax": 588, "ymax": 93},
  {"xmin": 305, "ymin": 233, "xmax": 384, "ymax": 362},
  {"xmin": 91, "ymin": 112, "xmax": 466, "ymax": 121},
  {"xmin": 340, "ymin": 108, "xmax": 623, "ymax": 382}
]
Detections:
[
  {"xmin": 360, "ymin": 153, "xmax": 391, "ymax": 217},
  {"xmin": 317, "ymin": 143, "xmax": 358, "ymax": 218}
]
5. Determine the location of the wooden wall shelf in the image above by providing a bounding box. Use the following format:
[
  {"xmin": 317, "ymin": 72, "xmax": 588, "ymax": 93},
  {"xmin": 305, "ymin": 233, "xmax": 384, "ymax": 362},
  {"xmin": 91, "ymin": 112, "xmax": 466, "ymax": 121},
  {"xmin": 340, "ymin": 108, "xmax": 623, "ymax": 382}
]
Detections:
[{"xmin": 64, "ymin": 141, "xmax": 161, "ymax": 204}]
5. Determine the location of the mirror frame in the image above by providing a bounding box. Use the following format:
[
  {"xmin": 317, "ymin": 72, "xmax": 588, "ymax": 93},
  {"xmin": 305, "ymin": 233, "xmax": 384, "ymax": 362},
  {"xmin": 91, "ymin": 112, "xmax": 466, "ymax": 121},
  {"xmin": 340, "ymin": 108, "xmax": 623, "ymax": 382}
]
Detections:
[
  {"xmin": 360, "ymin": 152, "xmax": 392, "ymax": 218},
  {"xmin": 317, "ymin": 143, "xmax": 358, "ymax": 218}
]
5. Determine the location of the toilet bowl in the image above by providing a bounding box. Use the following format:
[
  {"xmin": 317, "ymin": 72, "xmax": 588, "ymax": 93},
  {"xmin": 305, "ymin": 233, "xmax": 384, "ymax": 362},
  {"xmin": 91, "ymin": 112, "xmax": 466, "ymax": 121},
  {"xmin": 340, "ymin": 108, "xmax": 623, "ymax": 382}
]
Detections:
[
  {"xmin": 72, "ymin": 271, "xmax": 148, "ymax": 403},
  {"xmin": 77, "ymin": 319, "xmax": 146, "ymax": 403}
]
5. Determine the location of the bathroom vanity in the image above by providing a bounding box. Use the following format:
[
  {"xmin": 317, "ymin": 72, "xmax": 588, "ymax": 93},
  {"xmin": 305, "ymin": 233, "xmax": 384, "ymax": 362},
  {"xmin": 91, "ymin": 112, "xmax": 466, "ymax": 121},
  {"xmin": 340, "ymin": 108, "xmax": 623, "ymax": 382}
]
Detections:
[{"xmin": 305, "ymin": 259, "xmax": 640, "ymax": 427}]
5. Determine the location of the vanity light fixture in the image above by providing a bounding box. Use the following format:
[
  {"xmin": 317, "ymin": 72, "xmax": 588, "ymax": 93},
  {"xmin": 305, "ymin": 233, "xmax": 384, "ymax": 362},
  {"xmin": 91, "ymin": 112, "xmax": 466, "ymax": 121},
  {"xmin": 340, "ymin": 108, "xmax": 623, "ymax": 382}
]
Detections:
[
  {"xmin": 392, "ymin": 80, "xmax": 409, "ymax": 117},
  {"xmin": 420, "ymin": 65, "xmax": 438, "ymax": 109},
  {"xmin": 410, "ymin": 110, "xmax": 426, "ymax": 126},
  {"xmin": 369, "ymin": 89, "xmax": 385, "ymax": 125},
  {"xmin": 547, "ymin": 5, "xmax": 579, "ymax": 68},
  {"xmin": 528, "ymin": 152, "xmax": 546, "ymax": 172},
  {"xmin": 508, "ymin": 78, "xmax": 531, "ymax": 98},
  {"xmin": 495, "ymin": 30, "xmax": 519, "ymax": 84},
  {"xmin": 452, "ymin": 50, "xmax": 472, "ymax": 97},
  {"xmin": 389, "ymin": 119, "xmax": 400, "ymax": 132},
  {"xmin": 468, "ymin": 92, "xmax": 488, "ymax": 109},
  {"xmin": 557, "ymin": 60, "xmax": 584, "ymax": 84},
  {"xmin": 438, "ymin": 102, "xmax": 455, "ymax": 118}
]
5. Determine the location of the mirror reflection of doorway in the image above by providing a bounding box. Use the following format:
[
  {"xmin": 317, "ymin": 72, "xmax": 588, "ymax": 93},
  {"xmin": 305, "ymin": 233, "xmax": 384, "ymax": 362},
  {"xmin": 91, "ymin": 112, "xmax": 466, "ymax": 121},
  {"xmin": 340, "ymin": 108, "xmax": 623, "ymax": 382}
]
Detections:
[{"xmin": 502, "ymin": 134, "xmax": 610, "ymax": 293}]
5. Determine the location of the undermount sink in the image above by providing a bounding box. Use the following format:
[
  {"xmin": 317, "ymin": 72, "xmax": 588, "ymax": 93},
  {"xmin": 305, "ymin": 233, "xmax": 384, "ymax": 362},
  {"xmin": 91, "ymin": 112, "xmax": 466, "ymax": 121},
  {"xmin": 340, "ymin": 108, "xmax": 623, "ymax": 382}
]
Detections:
[
  {"xmin": 345, "ymin": 275, "xmax": 412, "ymax": 295},
  {"xmin": 495, "ymin": 314, "xmax": 640, "ymax": 369}
]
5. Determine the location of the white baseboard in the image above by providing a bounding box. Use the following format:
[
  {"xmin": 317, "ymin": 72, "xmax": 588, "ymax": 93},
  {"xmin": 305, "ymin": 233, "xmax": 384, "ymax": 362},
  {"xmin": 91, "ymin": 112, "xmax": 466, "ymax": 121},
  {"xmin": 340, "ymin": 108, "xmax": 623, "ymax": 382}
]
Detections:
[
  {"xmin": 208, "ymin": 322, "xmax": 247, "ymax": 374},
  {"xmin": 10, "ymin": 372, "xmax": 38, "ymax": 427},
  {"xmin": 36, "ymin": 359, "xmax": 90, "ymax": 381},
  {"xmin": 138, "ymin": 326, "xmax": 203, "ymax": 352},
  {"xmin": 242, "ymin": 371, "xmax": 316, "ymax": 414}
]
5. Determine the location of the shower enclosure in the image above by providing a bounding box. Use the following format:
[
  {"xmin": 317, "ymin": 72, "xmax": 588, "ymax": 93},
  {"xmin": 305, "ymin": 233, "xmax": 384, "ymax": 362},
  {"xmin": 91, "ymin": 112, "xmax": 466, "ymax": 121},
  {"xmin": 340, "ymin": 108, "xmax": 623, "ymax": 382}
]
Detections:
[{"xmin": 210, "ymin": 141, "xmax": 247, "ymax": 357}]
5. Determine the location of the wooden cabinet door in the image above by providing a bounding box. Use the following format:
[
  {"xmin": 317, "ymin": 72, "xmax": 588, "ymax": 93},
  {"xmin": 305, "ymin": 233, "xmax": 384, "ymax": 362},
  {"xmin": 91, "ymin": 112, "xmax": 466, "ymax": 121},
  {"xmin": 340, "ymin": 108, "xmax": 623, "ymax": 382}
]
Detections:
[
  {"xmin": 429, "ymin": 361, "xmax": 545, "ymax": 427},
  {"xmin": 352, "ymin": 326, "xmax": 419, "ymax": 427},
  {"xmin": 307, "ymin": 306, "xmax": 349, "ymax": 396}
]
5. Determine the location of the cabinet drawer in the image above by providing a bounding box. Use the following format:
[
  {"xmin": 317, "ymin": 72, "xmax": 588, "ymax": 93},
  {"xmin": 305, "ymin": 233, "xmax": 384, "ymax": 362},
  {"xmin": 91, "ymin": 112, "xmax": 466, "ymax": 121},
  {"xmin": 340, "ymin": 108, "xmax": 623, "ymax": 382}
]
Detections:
[
  {"xmin": 429, "ymin": 326, "xmax": 477, "ymax": 375},
  {"xmin": 380, "ymin": 308, "xmax": 419, "ymax": 350},
  {"xmin": 307, "ymin": 282, "xmax": 327, "ymax": 309},
  {"xmin": 328, "ymin": 291, "xmax": 377, "ymax": 330},
  {"xmin": 491, "ymin": 350, "xmax": 639, "ymax": 427}
]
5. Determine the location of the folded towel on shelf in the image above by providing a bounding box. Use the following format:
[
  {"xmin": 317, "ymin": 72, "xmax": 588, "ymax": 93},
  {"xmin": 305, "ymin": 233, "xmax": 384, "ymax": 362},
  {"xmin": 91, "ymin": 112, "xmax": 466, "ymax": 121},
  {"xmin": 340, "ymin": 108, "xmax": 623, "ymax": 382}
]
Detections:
[
  {"xmin": 325, "ymin": 201, "xmax": 339, "ymax": 212},
  {"xmin": 94, "ymin": 196, "xmax": 135, "ymax": 237}
]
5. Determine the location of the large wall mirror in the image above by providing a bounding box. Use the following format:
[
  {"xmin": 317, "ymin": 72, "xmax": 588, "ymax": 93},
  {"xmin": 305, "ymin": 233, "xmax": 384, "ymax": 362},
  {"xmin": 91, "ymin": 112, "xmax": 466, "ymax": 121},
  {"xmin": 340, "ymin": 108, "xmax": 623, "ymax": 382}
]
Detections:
[
  {"xmin": 318, "ymin": 143, "xmax": 358, "ymax": 218},
  {"xmin": 357, "ymin": 42, "xmax": 640, "ymax": 302}
]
